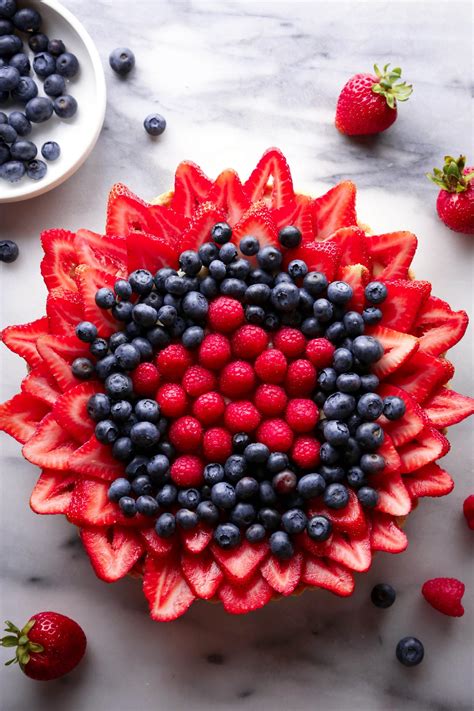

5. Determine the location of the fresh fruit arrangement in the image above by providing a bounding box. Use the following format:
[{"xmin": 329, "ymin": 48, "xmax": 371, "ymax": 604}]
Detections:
[
  {"xmin": 427, "ymin": 155, "xmax": 474, "ymax": 234},
  {"xmin": 0, "ymin": 0, "xmax": 79, "ymax": 183},
  {"xmin": 1, "ymin": 147, "xmax": 472, "ymax": 621}
]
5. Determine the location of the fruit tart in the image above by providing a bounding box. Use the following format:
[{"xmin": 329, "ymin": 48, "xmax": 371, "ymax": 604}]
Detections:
[{"xmin": 1, "ymin": 148, "xmax": 473, "ymax": 620}]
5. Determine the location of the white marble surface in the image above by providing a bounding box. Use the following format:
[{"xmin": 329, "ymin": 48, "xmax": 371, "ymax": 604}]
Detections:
[{"xmin": 1, "ymin": 1, "xmax": 473, "ymax": 709}]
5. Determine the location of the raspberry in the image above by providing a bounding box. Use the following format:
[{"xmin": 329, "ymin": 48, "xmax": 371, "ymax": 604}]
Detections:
[
  {"xmin": 285, "ymin": 359, "xmax": 317, "ymax": 396},
  {"xmin": 421, "ymin": 578, "xmax": 465, "ymax": 617},
  {"xmin": 198, "ymin": 333, "xmax": 232, "ymax": 370},
  {"xmin": 131, "ymin": 362, "xmax": 160, "ymax": 396},
  {"xmin": 192, "ymin": 391, "xmax": 226, "ymax": 426},
  {"xmin": 156, "ymin": 344, "xmax": 192, "ymax": 381},
  {"xmin": 219, "ymin": 360, "xmax": 256, "ymax": 398},
  {"xmin": 156, "ymin": 383, "xmax": 188, "ymax": 418},
  {"xmin": 463, "ymin": 494, "xmax": 474, "ymax": 530},
  {"xmin": 208, "ymin": 296, "xmax": 244, "ymax": 333},
  {"xmin": 305, "ymin": 338, "xmax": 335, "ymax": 368},
  {"xmin": 285, "ymin": 398, "xmax": 319, "ymax": 433},
  {"xmin": 254, "ymin": 349, "xmax": 287, "ymax": 384},
  {"xmin": 254, "ymin": 384, "xmax": 287, "ymax": 416},
  {"xmin": 182, "ymin": 365, "xmax": 216, "ymax": 397},
  {"xmin": 256, "ymin": 418, "xmax": 294, "ymax": 452},
  {"xmin": 231, "ymin": 325, "xmax": 269, "ymax": 360},
  {"xmin": 202, "ymin": 427, "xmax": 233, "ymax": 462},
  {"xmin": 224, "ymin": 400, "xmax": 261, "ymax": 433},
  {"xmin": 170, "ymin": 455, "xmax": 204, "ymax": 487},
  {"xmin": 169, "ymin": 416, "xmax": 203, "ymax": 452},
  {"xmin": 273, "ymin": 328, "xmax": 306, "ymax": 359},
  {"xmin": 291, "ymin": 436, "xmax": 321, "ymax": 469}
]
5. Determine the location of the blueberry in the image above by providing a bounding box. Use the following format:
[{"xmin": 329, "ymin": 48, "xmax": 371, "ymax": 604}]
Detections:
[
  {"xmin": 360, "ymin": 373, "xmax": 379, "ymax": 392},
  {"xmin": 109, "ymin": 46, "xmax": 135, "ymax": 75},
  {"xmin": 319, "ymin": 442, "xmax": 340, "ymax": 465},
  {"xmin": 342, "ymin": 311, "xmax": 364, "ymax": 337},
  {"xmin": 355, "ymin": 422, "xmax": 384, "ymax": 451},
  {"xmin": 135, "ymin": 495, "xmax": 158, "ymax": 517},
  {"xmin": 244, "ymin": 305, "xmax": 265, "ymax": 325},
  {"xmin": 257, "ymin": 245, "xmax": 282, "ymax": 272},
  {"xmin": 177, "ymin": 488, "xmax": 201, "ymax": 511},
  {"xmin": 164, "ymin": 274, "xmax": 187, "ymax": 296},
  {"xmin": 55, "ymin": 51, "xmax": 79, "ymax": 78},
  {"xmin": 235, "ymin": 476, "xmax": 259, "ymax": 500},
  {"xmin": 323, "ymin": 483, "xmax": 349, "ymax": 509},
  {"xmin": 352, "ymin": 335, "xmax": 384, "ymax": 364},
  {"xmin": 336, "ymin": 372, "xmax": 361, "ymax": 393},
  {"xmin": 129, "ymin": 271, "xmax": 155, "ymax": 298},
  {"xmin": 232, "ymin": 432, "xmax": 251, "ymax": 453},
  {"xmin": 53, "ymin": 94, "xmax": 77, "ymax": 119},
  {"xmin": 383, "ymin": 395, "xmax": 406, "ymax": 420},
  {"xmin": 130, "ymin": 421, "xmax": 160, "ymax": 448},
  {"xmin": 143, "ymin": 112, "xmax": 166, "ymax": 136},
  {"xmin": 218, "ymin": 242, "xmax": 237, "ymax": 265},
  {"xmin": 33, "ymin": 52, "xmax": 56, "ymax": 78},
  {"xmin": 112, "ymin": 436, "xmax": 133, "ymax": 461},
  {"xmin": 269, "ymin": 531, "xmax": 294, "ymax": 560},
  {"xmin": 8, "ymin": 110, "xmax": 31, "ymax": 136},
  {"xmin": 297, "ymin": 473, "xmax": 326, "ymax": 499},
  {"xmin": 125, "ymin": 455, "xmax": 148, "ymax": 479},
  {"xmin": 307, "ymin": 515, "xmax": 332, "ymax": 541},
  {"xmin": 28, "ymin": 33, "xmax": 49, "ymax": 53},
  {"xmin": 182, "ymin": 325, "xmax": 204, "ymax": 349},
  {"xmin": 146, "ymin": 453, "xmax": 169, "ymax": 480},
  {"xmin": 357, "ymin": 486, "xmax": 379, "ymax": 508},
  {"xmin": 0, "ymin": 238, "xmax": 19, "ymax": 262},
  {"xmin": 75, "ymin": 321, "xmax": 97, "ymax": 343},
  {"xmin": 0, "ymin": 111, "xmax": 6, "ymax": 122},
  {"xmin": 146, "ymin": 326, "xmax": 170, "ymax": 350},
  {"xmin": 11, "ymin": 76, "xmax": 37, "ymax": 102},
  {"xmin": 281, "ymin": 508, "xmax": 307, "ymax": 535},
  {"xmin": 324, "ymin": 419, "xmax": 351, "ymax": 446},
  {"xmin": 198, "ymin": 241, "xmax": 219, "ymax": 265},
  {"xmin": 224, "ymin": 454, "xmax": 247, "ymax": 482},
  {"xmin": 210, "ymin": 221, "xmax": 231, "ymax": 245},
  {"xmin": 26, "ymin": 159, "xmax": 47, "ymax": 180},
  {"xmin": 10, "ymin": 139, "xmax": 37, "ymax": 161},
  {"xmin": 13, "ymin": 7, "xmax": 41, "ymax": 32},
  {"xmin": 327, "ymin": 280, "xmax": 353, "ymax": 305},
  {"xmin": 319, "ymin": 465, "xmax": 345, "ymax": 484},
  {"xmin": 71, "ymin": 357, "xmax": 94, "ymax": 379},
  {"xmin": 272, "ymin": 469, "xmax": 297, "ymax": 494},
  {"xmin": 287, "ymin": 259, "xmax": 308, "ymax": 280},
  {"xmin": 44, "ymin": 38, "xmax": 64, "ymax": 56},
  {"xmin": 301, "ymin": 317, "xmax": 323, "ymax": 338},
  {"xmin": 323, "ymin": 392, "xmax": 356, "ymax": 420},
  {"xmin": 0, "ymin": 1, "xmax": 16, "ymax": 19},
  {"xmin": 118, "ymin": 496, "xmax": 136, "ymax": 517},
  {"xmin": 371, "ymin": 583, "xmax": 396, "ymax": 609},
  {"xmin": 156, "ymin": 484, "xmax": 177, "ymax": 507},
  {"xmin": 248, "ymin": 268, "xmax": 273, "ymax": 286},
  {"xmin": 333, "ymin": 347, "xmax": 353, "ymax": 374},
  {"xmin": 95, "ymin": 354, "xmax": 118, "ymax": 380},
  {"xmin": 266, "ymin": 451, "xmax": 289, "ymax": 474},
  {"xmin": 214, "ymin": 522, "xmax": 240, "ymax": 549},
  {"xmin": 243, "ymin": 443, "xmax": 270, "ymax": 464},
  {"xmin": 0, "ymin": 19, "xmax": 12, "ymax": 34},
  {"xmin": 230, "ymin": 502, "xmax": 256, "ymax": 527},
  {"xmin": 0, "ymin": 122, "xmax": 16, "ymax": 144},
  {"xmin": 135, "ymin": 399, "xmax": 160, "ymax": 423},
  {"xmin": 43, "ymin": 72, "xmax": 66, "ymax": 98},
  {"xmin": 346, "ymin": 467, "xmax": 366, "ymax": 491},
  {"xmin": 114, "ymin": 278, "xmax": 133, "ymax": 300},
  {"xmin": 86, "ymin": 394, "xmax": 111, "ymax": 423},
  {"xmin": 220, "ymin": 277, "xmax": 247, "ymax": 299},
  {"xmin": 239, "ymin": 235, "xmax": 260, "ymax": 255},
  {"xmin": 120, "ymin": 415, "xmax": 138, "ymax": 438},
  {"xmin": 179, "ymin": 249, "xmax": 202, "ymax": 276},
  {"xmin": 169, "ymin": 317, "xmax": 186, "ymax": 339},
  {"xmin": 357, "ymin": 392, "xmax": 384, "ymax": 421},
  {"xmin": 182, "ymin": 291, "xmax": 208, "ymax": 321},
  {"xmin": 258, "ymin": 507, "xmax": 281, "ymax": 531},
  {"xmin": 278, "ymin": 225, "xmax": 302, "ymax": 249},
  {"xmin": 9, "ymin": 52, "xmax": 30, "ymax": 75},
  {"xmin": 325, "ymin": 321, "xmax": 346, "ymax": 343},
  {"xmin": 211, "ymin": 481, "xmax": 236, "ymax": 509},
  {"xmin": 95, "ymin": 419, "xmax": 119, "ymax": 444},
  {"xmin": 298, "ymin": 288, "xmax": 314, "ymax": 312},
  {"xmin": 365, "ymin": 281, "xmax": 388, "ymax": 304},
  {"xmin": 0, "ymin": 33, "xmax": 21, "ymax": 57},
  {"xmin": 271, "ymin": 282, "xmax": 299, "ymax": 312},
  {"xmin": 105, "ymin": 372, "xmax": 133, "ymax": 400},
  {"xmin": 131, "ymin": 474, "xmax": 153, "ymax": 497},
  {"xmin": 155, "ymin": 512, "xmax": 176, "ymax": 538},
  {"xmin": 346, "ymin": 412, "xmax": 365, "ymax": 435},
  {"xmin": 25, "ymin": 97, "xmax": 53, "ymax": 123},
  {"xmin": 132, "ymin": 304, "xmax": 158, "ymax": 329},
  {"xmin": 245, "ymin": 523, "xmax": 266, "ymax": 543},
  {"xmin": 362, "ymin": 306, "xmax": 382, "ymax": 325},
  {"xmin": 108, "ymin": 477, "xmax": 132, "ymax": 502},
  {"xmin": 194, "ymin": 500, "xmax": 218, "ymax": 525},
  {"xmin": 94, "ymin": 286, "xmax": 115, "ymax": 309},
  {"xmin": 313, "ymin": 298, "xmax": 334, "ymax": 322},
  {"xmin": 245, "ymin": 283, "xmax": 271, "ymax": 305},
  {"xmin": 396, "ymin": 637, "xmax": 424, "ymax": 667},
  {"xmin": 108, "ymin": 332, "xmax": 129, "ymax": 351}
]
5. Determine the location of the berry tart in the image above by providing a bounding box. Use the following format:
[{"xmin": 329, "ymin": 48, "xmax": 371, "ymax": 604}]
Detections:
[{"xmin": 1, "ymin": 148, "xmax": 473, "ymax": 620}]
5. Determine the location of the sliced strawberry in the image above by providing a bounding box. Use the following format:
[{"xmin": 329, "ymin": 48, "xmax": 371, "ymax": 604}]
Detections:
[
  {"xmin": 328, "ymin": 532, "xmax": 372, "ymax": 572},
  {"xmin": 126, "ymin": 230, "xmax": 179, "ymax": 273},
  {"xmin": 106, "ymin": 183, "xmax": 157, "ymax": 235},
  {"xmin": 376, "ymin": 432, "xmax": 402, "ymax": 473},
  {"xmin": 326, "ymin": 226, "xmax": 370, "ymax": 270},
  {"xmin": 22, "ymin": 412, "xmax": 77, "ymax": 470},
  {"xmin": 367, "ymin": 326, "xmax": 419, "ymax": 379},
  {"xmin": 308, "ymin": 488, "xmax": 367, "ymax": 536},
  {"xmin": 52, "ymin": 381, "xmax": 99, "ymax": 443},
  {"xmin": 211, "ymin": 540, "xmax": 269, "ymax": 585},
  {"xmin": 68, "ymin": 435, "xmax": 125, "ymax": 481},
  {"xmin": 81, "ymin": 526, "xmax": 144, "ymax": 582},
  {"xmin": 67, "ymin": 478, "xmax": 131, "ymax": 527},
  {"xmin": 0, "ymin": 392, "xmax": 49, "ymax": 443},
  {"xmin": 30, "ymin": 469, "xmax": 76, "ymax": 515},
  {"xmin": 377, "ymin": 384, "xmax": 426, "ymax": 447},
  {"xmin": 312, "ymin": 181, "xmax": 357, "ymax": 239},
  {"xmin": 143, "ymin": 554, "xmax": 195, "ymax": 621},
  {"xmin": 423, "ymin": 387, "xmax": 474, "ymax": 428},
  {"xmin": 414, "ymin": 296, "xmax": 469, "ymax": 357},
  {"xmin": 180, "ymin": 524, "xmax": 212, "ymax": 554},
  {"xmin": 273, "ymin": 194, "xmax": 314, "ymax": 243},
  {"xmin": 372, "ymin": 471, "xmax": 412, "ymax": 516},
  {"xmin": 171, "ymin": 160, "xmax": 213, "ymax": 218},
  {"xmin": 387, "ymin": 351, "xmax": 449, "ymax": 403},
  {"xmin": 369, "ymin": 513, "xmax": 408, "ymax": 553},
  {"xmin": 364, "ymin": 231, "xmax": 417, "ymax": 281},
  {"xmin": 380, "ymin": 280, "xmax": 431, "ymax": 332},
  {"xmin": 302, "ymin": 557, "xmax": 355, "ymax": 597},
  {"xmin": 40, "ymin": 229, "xmax": 78, "ymax": 292},
  {"xmin": 146, "ymin": 203, "xmax": 190, "ymax": 246},
  {"xmin": 21, "ymin": 364, "xmax": 61, "ymax": 407},
  {"xmin": 140, "ymin": 528, "xmax": 175, "ymax": 558},
  {"xmin": 403, "ymin": 462, "xmax": 454, "ymax": 499},
  {"xmin": 46, "ymin": 288, "xmax": 83, "ymax": 335},
  {"xmin": 244, "ymin": 147, "xmax": 295, "ymax": 209},
  {"xmin": 181, "ymin": 550, "xmax": 224, "ymax": 599},
  {"xmin": 204, "ymin": 169, "xmax": 250, "ymax": 226},
  {"xmin": 218, "ymin": 574, "xmax": 273, "ymax": 614},
  {"xmin": 179, "ymin": 201, "xmax": 226, "ymax": 253},
  {"xmin": 232, "ymin": 202, "xmax": 279, "ymax": 251},
  {"xmin": 283, "ymin": 241, "xmax": 341, "ymax": 280},
  {"xmin": 74, "ymin": 229, "xmax": 127, "ymax": 277},
  {"xmin": 338, "ymin": 264, "xmax": 370, "ymax": 311},
  {"xmin": 75, "ymin": 264, "xmax": 118, "ymax": 338},
  {"xmin": 36, "ymin": 333, "xmax": 90, "ymax": 392},
  {"xmin": 1, "ymin": 317, "xmax": 49, "ymax": 368},
  {"xmin": 398, "ymin": 427, "xmax": 450, "ymax": 474},
  {"xmin": 296, "ymin": 530, "xmax": 332, "ymax": 558},
  {"xmin": 261, "ymin": 552, "xmax": 303, "ymax": 595}
]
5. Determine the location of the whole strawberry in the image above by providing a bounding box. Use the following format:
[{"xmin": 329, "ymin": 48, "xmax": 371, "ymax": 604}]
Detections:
[
  {"xmin": 335, "ymin": 63, "xmax": 413, "ymax": 135},
  {"xmin": 1, "ymin": 611, "xmax": 86, "ymax": 681},
  {"xmin": 427, "ymin": 155, "xmax": 474, "ymax": 234}
]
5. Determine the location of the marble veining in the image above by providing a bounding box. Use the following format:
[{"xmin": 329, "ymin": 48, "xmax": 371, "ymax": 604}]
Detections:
[{"xmin": 0, "ymin": 1, "xmax": 473, "ymax": 710}]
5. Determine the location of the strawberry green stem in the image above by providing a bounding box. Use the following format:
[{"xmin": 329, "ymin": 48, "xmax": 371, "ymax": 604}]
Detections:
[
  {"xmin": 1, "ymin": 619, "xmax": 44, "ymax": 669},
  {"xmin": 371, "ymin": 63, "xmax": 413, "ymax": 109},
  {"xmin": 427, "ymin": 155, "xmax": 474, "ymax": 193}
]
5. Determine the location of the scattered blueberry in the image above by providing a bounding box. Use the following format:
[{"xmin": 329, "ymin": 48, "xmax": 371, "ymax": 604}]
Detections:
[
  {"xmin": 0, "ymin": 238, "xmax": 19, "ymax": 262},
  {"xmin": 109, "ymin": 47, "xmax": 135, "ymax": 75},
  {"xmin": 371, "ymin": 583, "xmax": 396, "ymax": 609},
  {"xmin": 395, "ymin": 637, "xmax": 424, "ymax": 667},
  {"xmin": 144, "ymin": 113, "xmax": 166, "ymax": 136}
]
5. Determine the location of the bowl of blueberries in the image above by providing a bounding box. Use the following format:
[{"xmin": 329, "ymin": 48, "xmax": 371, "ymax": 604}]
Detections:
[{"xmin": 0, "ymin": 0, "xmax": 106, "ymax": 202}]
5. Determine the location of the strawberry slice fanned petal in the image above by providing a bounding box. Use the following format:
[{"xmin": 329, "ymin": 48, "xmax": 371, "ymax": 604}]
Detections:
[
  {"xmin": 22, "ymin": 412, "xmax": 77, "ymax": 470},
  {"xmin": 261, "ymin": 552, "xmax": 303, "ymax": 596},
  {"xmin": 81, "ymin": 526, "xmax": 144, "ymax": 583},
  {"xmin": 52, "ymin": 381, "xmax": 100, "ymax": 444},
  {"xmin": 372, "ymin": 471, "xmax": 412, "ymax": 516},
  {"xmin": 273, "ymin": 194, "xmax": 314, "ymax": 243},
  {"xmin": 403, "ymin": 462, "xmax": 454, "ymax": 499},
  {"xmin": 0, "ymin": 392, "xmax": 50, "ymax": 444},
  {"xmin": 40, "ymin": 229, "xmax": 78, "ymax": 292},
  {"xmin": 232, "ymin": 202, "xmax": 279, "ymax": 251},
  {"xmin": 171, "ymin": 160, "xmax": 213, "ymax": 218},
  {"xmin": 398, "ymin": 427, "xmax": 450, "ymax": 474},
  {"xmin": 380, "ymin": 280, "xmax": 432, "ymax": 332},
  {"xmin": 204, "ymin": 169, "xmax": 250, "ymax": 227},
  {"xmin": 283, "ymin": 241, "xmax": 341, "ymax": 281},
  {"xmin": 369, "ymin": 513, "xmax": 408, "ymax": 553},
  {"xmin": 327, "ymin": 532, "xmax": 372, "ymax": 572},
  {"xmin": 36, "ymin": 333, "xmax": 90, "ymax": 393},
  {"xmin": 126, "ymin": 230, "xmax": 179, "ymax": 274},
  {"xmin": 181, "ymin": 550, "xmax": 224, "ymax": 599},
  {"xmin": 364, "ymin": 231, "xmax": 417, "ymax": 281},
  {"xmin": 302, "ymin": 557, "xmax": 355, "ymax": 597},
  {"xmin": 68, "ymin": 435, "xmax": 125, "ymax": 481},
  {"xmin": 367, "ymin": 326, "xmax": 419, "ymax": 379},
  {"xmin": 1, "ymin": 317, "xmax": 49, "ymax": 368},
  {"xmin": 244, "ymin": 147, "xmax": 295, "ymax": 209},
  {"xmin": 423, "ymin": 387, "xmax": 474, "ymax": 428},
  {"xmin": 21, "ymin": 364, "xmax": 61, "ymax": 407},
  {"xmin": 46, "ymin": 288, "xmax": 83, "ymax": 336},
  {"xmin": 211, "ymin": 540, "xmax": 270, "ymax": 585},
  {"xmin": 179, "ymin": 201, "xmax": 226, "ymax": 253},
  {"xmin": 312, "ymin": 181, "xmax": 357, "ymax": 240},
  {"xmin": 218, "ymin": 574, "xmax": 273, "ymax": 614},
  {"xmin": 30, "ymin": 469, "xmax": 77, "ymax": 515},
  {"xmin": 179, "ymin": 524, "xmax": 213, "ymax": 554},
  {"xmin": 75, "ymin": 264, "xmax": 118, "ymax": 338},
  {"xmin": 140, "ymin": 528, "xmax": 175, "ymax": 558},
  {"xmin": 338, "ymin": 264, "xmax": 370, "ymax": 311},
  {"xmin": 326, "ymin": 226, "xmax": 370, "ymax": 270},
  {"xmin": 143, "ymin": 554, "xmax": 195, "ymax": 621},
  {"xmin": 377, "ymin": 384, "xmax": 427, "ymax": 447},
  {"xmin": 67, "ymin": 478, "xmax": 140, "ymax": 528},
  {"xmin": 414, "ymin": 296, "xmax": 469, "ymax": 357},
  {"xmin": 387, "ymin": 351, "xmax": 450, "ymax": 404},
  {"xmin": 106, "ymin": 183, "xmax": 157, "ymax": 235},
  {"xmin": 74, "ymin": 229, "xmax": 127, "ymax": 278}
]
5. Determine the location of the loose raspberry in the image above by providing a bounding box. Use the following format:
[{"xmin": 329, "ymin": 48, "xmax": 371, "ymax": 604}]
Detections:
[
  {"xmin": 208, "ymin": 296, "xmax": 244, "ymax": 333},
  {"xmin": 463, "ymin": 494, "xmax": 474, "ymax": 530},
  {"xmin": 219, "ymin": 360, "xmax": 256, "ymax": 398},
  {"xmin": 156, "ymin": 383, "xmax": 188, "ymax": 418},
  {"xmin": 254, "ymin": 384, "xmax": 288, "ymax": 416},
  {"xmin": 254, "ymin": 349, "xmax": 287, "ymax": 384},
  {"xmin": 169, "ymin": 416, "xmax": 203, "ymax": 453},
  {"xmin": 170, "ymin": 455, "xmax": 204, "ymax": 487},
  {"xmin": 131, "ymin": 362, "xmax": 160, "ymax": 396},
  {"xmin": 231, "ymin": 325, "xmax": 269, "ymax": 360},
  {"xmin": 273, "ymin": 328, "xmax": 307, "ymax": 359},
  {"xmin": 285, "ymin": 359, "xmax": 317, "ymax": 396},
  {"xmin": 421, "ymin": 578, "xmax": 465, "ymax": 617},
  {"xmin": 198, "ymin": 333, "xmax": 232, "ymax": 370},
  {"xmin": 224, "ymin": 400, "xmax": 261, "ymax": 433},
  {"xmin": 285, "ymin": 398, "xmax": 319, "ymax": 433},
  {"xmin": 257, "ymin": 418, "xmax": 294, "ymax": 452},
  {"xmin": 156, "ymin": 344, "xmax": 193, "ymax": 381},
  {"xmin": 306, "ymin": 338, "xmax": 335, "ymax": 368},
  {"xmin": 202, "ymin": 427, "xmax": 233, "ymax": 462},
  {"xmin": 192, "ymin": 391, "xmax": 226, "ymax": 426},
  {"xmin": 182, "ymin": 365, "xmax": 216, "ymax": 397},
  {"xmin": 291, "ymin": 436, "xmax": 321, "ymax": 469}
]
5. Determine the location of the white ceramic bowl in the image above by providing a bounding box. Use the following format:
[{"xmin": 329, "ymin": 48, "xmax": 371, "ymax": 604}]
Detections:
[{"xmin": 0, "ymin": 0, "xmax": 106, "ymax": 203}]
